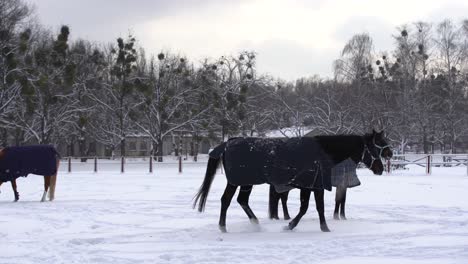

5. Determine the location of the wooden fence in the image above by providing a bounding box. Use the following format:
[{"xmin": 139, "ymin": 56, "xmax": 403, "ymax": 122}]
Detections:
[
  {"xmin": 60, "ymin": 154, "xmax": 467, "ymax": 175},
  {"xmin": 60, "ymin": 156, "xmax": 203, "ymax": 174},
  {"xmin": 387, "ymin": 154, "xmax": 468, "ymax": 175}
]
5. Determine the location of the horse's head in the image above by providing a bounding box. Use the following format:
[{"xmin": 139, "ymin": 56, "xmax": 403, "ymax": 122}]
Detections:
[
  {"xmin": 372, "ymin": 130, "xmax": 393, "ymax": 160},
  {"xmin": 361, "ymin": 130, "xmax": 392, "ymax": 175},
  {"xmin": 362, "ymin": 150, "xmax": 384, "ymax": 175}
]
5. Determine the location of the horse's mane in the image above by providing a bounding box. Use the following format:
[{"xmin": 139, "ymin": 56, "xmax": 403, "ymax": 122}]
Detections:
[{"xmin": 313, "ymin": 134, "xmax": 367, "ymax": 163}]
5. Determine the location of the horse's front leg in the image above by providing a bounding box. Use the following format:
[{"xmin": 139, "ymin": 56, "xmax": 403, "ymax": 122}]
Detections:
[
  {"xmin": 280, "ymin": 191, "xmax": 291, "ymax": 220},
  {"xmin": 41, "ymin": 176, "xmax": 51, "ymax": 202},
  {"xmin": 11, "ymin": 179, "xmax": 19, "ymax": 202},
  {"xmin": 314, "ymin": 189, "xmax": 330, "ymax": 232},
  {"xmin": 286, "ymin": 189, "xmax": 311, "ymax": 230}
]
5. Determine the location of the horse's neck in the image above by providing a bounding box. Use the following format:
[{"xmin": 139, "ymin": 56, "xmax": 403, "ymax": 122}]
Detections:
[{"xmin": 315, "ymin": 135, "xmax": 363, "ymax": 164}]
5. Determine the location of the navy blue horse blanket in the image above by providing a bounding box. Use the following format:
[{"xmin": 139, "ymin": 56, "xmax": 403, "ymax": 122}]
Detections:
[
  {"xmin": 0, "ymin": 145, "xmax": 59, "ymax": 182},
  {"xmin": 213, "ymin": 137, "xmax": 334, "ymax": 192}
]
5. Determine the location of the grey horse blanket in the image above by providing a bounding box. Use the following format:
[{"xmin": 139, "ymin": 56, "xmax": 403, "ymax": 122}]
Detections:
[
  {"xmin": 331, "ymin": 158, "xmax": 361, "ymax": 188},
  {"xmin": 0, "ymin": 145, "xmax": 59, "ymax": 182},
  {"xmin": 216, "ymin": 137, "xmax": 334, "ymax": 193}
]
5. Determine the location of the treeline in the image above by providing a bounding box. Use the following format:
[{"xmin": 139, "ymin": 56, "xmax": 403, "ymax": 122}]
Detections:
[{"xmin": 1, "ymin": 0, "xmax": 467, "ymax": 155}]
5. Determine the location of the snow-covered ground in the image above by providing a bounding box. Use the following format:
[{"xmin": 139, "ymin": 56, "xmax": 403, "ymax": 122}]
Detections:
[{"xmin": 1, "ymin": 161, "xmax": 467, "ymax": 264}]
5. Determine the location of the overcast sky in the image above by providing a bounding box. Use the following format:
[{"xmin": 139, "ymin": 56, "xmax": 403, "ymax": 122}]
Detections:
[{"xmin": 25, "ymin": 0, "xmax": 468, "ymax": 81}]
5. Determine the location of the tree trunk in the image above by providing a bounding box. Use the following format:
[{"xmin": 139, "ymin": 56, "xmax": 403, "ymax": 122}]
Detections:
[
  {"xmin": 422, "ymin": 132, "xmax": 429, "ymax": 154},
  {"xmin": 14, "ymin": 128, "xmax": 23, "ymax": 146},
  {"xmin": 78, "ymin": 137, "xmax": 88, "ymax": 162},
  {"xmin": 152, "ymin": 138, "xmax": 163, "ymax": 162},
  {"xmin": 190, "ymin": 141, "xmax": 194, "ymax": 156},
  {"xmin": 1, "ymin": 128, "xmax": 7, "ymax": 147},
  {"xmin": 120, "ymin": 138, "xmax": 126, "ymax": 157},
  {"xmin": 194, "ymin": 141, "xmax": 199, "ymax": 161}
]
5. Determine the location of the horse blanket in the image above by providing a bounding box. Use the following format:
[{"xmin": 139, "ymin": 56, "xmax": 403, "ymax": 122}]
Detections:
[
  {"xmin": 215, "ymin": 137, "xmax": 334, "ymax": 193},
  {"xmin": 0, "ymin": 145, "xmax": 59, "ymax": 182},
  {"xmin": 331, "ymin": 158, "xmax": 361, "ymax": 188}
]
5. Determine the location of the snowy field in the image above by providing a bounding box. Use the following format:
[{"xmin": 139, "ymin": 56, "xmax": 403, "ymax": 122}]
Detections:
[{"xmin": 0, "ymin": 160, "xmax": 467, "ymax": 264}]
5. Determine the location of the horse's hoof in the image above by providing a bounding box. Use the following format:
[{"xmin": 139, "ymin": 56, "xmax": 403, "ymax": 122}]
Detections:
[
  {"xmin": 219, "ymin": 226, "xmax": 227, "ymax": 233},
  {"xmin": 340, "ymin": 216, "xmax": 347, "ymax": 220},
  {"xmin": 286, "ymin": 222, "xmax": 296, "ymax": 230},
  {"xmin": 284, "ymin": 216, "xmax": 291, "ymax": 220},
  {"xmin": 333, "ymin": 214, "xmax": 340, "ymax": 220},
  {"xmin": 321, "ymin": 225, "xmax": 331, "ymax": 232},
  {"xmin": 250, "ymin": 218, "xmax": 259, "ymax": 225}
]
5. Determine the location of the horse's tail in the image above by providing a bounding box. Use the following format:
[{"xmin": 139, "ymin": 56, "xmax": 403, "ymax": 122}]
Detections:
[
  {"xmin": 193, "ymin": 142, "xmax": 227, "ymax": 212},
  {"xmin": 48, "ymin": 149, "xmax": 61, "ymax": 201}
]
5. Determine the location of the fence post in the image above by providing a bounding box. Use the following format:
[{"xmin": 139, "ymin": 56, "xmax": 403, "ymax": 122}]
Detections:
[
  {"xmin": 426, "ymin": 155, "xmax": 432, "ymax": 175},
  {"xmin": 121, "ymin": 156, "xmax": 125, "ymax": 173},
  {"xmin": 68, "ymin": 157, "xmax": 71, "ymax": 173},
  {"xmin": 149, "ymin": 156, "xmax": 153, "ymax": 173},
  {"xmin": 179, "ymin": 155, "xmax": 182, "ymax": 173},
  {"xmin": 387, "ymin": 159, "xmax": 391, "ymax": 174},
  {"xmin": 94, "ymin": 156, "xmax": 98, "ymax": 173}
]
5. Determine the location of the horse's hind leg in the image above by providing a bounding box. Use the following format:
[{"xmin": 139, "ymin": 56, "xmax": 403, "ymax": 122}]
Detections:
[
  {"xmin": 334, "ymin": 186, "xmax": 345, "ymax": 220},
  {"xmin": 48, "ymin": 158, "xmax": 59, "ymax": 201},
  {"xmin": 314, "ymin": 190, "xmax": 330, "ymax": 232},
  {"xmin": 287, "ymin": 189, "xmax": 311, "ymax": 230},
  {"xmin": 269, "ymin": 185, "xmax": 280, "ymax": 220},
  {"xmin": 219, "ymin": 183, "xmax": 237, "ymax": 233},
  {"xmin": 280, "ymin": 191, "xmax": 291, "ymax": 220},
  {"xmin": 48, "ymin": 174, "xmax": 57, "ymax": 201},
  {"xmin": 237, "ymin": 185, "xmax": 259, "ymax": 224},
  {"xmin": 41, "ymin": 176, "xmax": 51, "ymax": 202},
  {"xmin": 11, "ymin": 179, "xmax": 19, "ymax": 202},
  {"xmin": 339, "ymin": 188, "xmax": 347, "ymax": 220}
]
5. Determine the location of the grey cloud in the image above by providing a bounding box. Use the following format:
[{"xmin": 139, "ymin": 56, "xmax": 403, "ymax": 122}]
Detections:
[
  {"xmin": 290, "ymin": 0, "xmax": 328, "ymax": 9},
  {"xmin": 27, "ymin": 0, "xmax": 240, "ymax": 25},
  {"xmin": 333, "ymin": 16, "xmax": 396, "ymax": 53},
  {"xmin": 25, "ymin": 0, "xmax": 245, "ymax": 42},
  {"xmin": 240, "ymin": 39, "xmax": 337, "ymax": 80},
  {"xmin": 426, "ymin": 3, "xmax": 468, "ymax": 23}
]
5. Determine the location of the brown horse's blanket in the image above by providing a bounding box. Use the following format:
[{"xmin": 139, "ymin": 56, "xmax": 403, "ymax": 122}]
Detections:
[
  {"xmin": 331, "ymin": 158, "xmax": 360, "ymax": 188},
  {"xmin": 0, "ymin": 145, "xmax": 59, "ymax": 182},
  {"xmin": 219, "ymin": 137, "xmax": 334, "ymax": 193}
]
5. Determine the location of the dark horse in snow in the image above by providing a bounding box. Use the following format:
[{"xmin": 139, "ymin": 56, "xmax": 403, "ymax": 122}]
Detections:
[
  {"xmin": 269, "ymin": 130, "xmax": 393, "ymax": 221},
  {"xmin": 0, "ymin": 145, "xmax": 60, "ymax": 202},
  {"xmin": 193, "ymin": 131, "xmax": 388, "ymax": 233}
]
